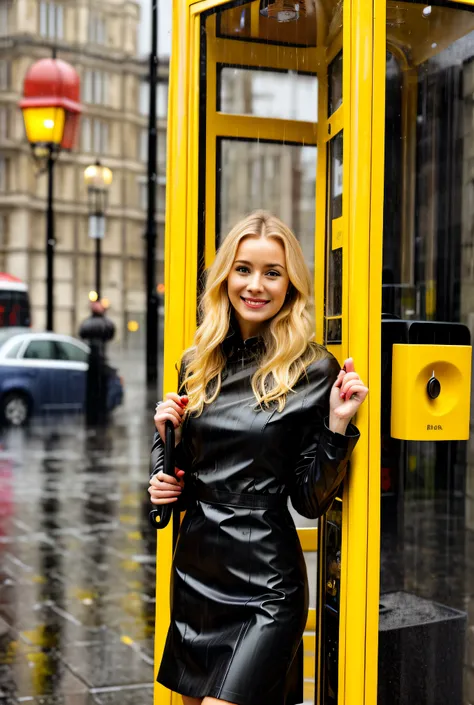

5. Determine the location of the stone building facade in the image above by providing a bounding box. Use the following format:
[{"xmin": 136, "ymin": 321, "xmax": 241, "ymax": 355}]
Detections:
[{"xmin": 0, "ymin": 0, "xmax": 168, "ymax": 340}]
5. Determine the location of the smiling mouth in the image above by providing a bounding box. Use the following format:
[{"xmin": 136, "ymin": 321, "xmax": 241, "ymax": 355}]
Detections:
[{"xmin": 241, "ymin": 297, "xmax": 270, "ymax": 309}]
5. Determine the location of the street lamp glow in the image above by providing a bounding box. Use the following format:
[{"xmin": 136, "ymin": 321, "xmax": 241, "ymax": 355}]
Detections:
[
  {"xmin": 21, "ymin": 106, "xmax": 66, "ymax": 147},
  {"xmin": 84, "ymin": 163, "xmax": 113, "ymax": 189}
]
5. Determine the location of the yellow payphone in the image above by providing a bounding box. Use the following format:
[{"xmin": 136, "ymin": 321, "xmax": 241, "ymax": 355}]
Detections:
[{"xmin": 385, "ymin": 321, "xmax": 472, "ymax": 441}]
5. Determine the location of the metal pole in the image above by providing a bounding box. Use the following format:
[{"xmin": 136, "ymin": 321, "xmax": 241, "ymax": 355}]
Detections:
[
  {"xmin": 95, "ymin": 237, "xmax": 101, "ymax": 300},
  {"xmin": 145, "ymin": 0, "xmax": 158, "ymax": 386},
  {"xmin": 46, "ymin": 153, "xmax": 55, "ymax": 331}
]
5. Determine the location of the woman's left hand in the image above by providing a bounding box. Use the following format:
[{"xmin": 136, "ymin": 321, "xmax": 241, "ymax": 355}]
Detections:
[{"xmin": 330, "ymin": 358, "xmax": 368, "ymax": 423}]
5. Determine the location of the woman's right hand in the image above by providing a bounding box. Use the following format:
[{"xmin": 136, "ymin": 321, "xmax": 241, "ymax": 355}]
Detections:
[
  {"xmin": 148, "ymin": 468, "xmax": 185, "ymax": 505},
  {"xmin": 154, "ymin": 393, "xmax": 188, "ymax": 445}
]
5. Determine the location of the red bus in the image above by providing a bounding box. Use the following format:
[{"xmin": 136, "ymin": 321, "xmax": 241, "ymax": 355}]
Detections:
[{"xmin": 0, "ymin": 274, "xmax": 31, "ymax": 328}]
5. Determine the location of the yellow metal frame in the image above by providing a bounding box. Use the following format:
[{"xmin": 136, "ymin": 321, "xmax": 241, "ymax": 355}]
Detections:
[{"xmin": 158, "ymin": 2, "xmax": 386, "ymax": 705}]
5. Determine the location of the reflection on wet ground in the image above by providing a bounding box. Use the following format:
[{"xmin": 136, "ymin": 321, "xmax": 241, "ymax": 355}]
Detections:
[
  {"xmin": 1, "ymin": 351, "xmax": 474, "ymax": 704},
  {"xmin": 0, "ymin": 353, "xmax": 158, "ymax": 704}
]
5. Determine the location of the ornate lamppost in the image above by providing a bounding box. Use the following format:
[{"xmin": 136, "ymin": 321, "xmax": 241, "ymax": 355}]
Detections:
[
  {"xmin": 84, "ymin": 160, "xmax": 113, "ymax": 301},
  {"xmin": 19, "ymin": 57, "xmax": 82, "ymax": 331}
]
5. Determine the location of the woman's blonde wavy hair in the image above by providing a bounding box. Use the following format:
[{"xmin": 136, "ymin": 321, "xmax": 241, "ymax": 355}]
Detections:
[{"xmin": 182, "ymin": 210, "xmax": 326, "ymax": 414}]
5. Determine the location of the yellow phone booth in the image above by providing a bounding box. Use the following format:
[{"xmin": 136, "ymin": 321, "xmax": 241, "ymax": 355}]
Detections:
[{"xmin": 155, "ymin": 2, "xmax": 474, "ymax": 704}]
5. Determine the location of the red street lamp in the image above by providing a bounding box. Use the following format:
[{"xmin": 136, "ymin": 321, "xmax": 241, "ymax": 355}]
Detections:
[{"xmin": 19, "ymin": 57, "xmax": 82, "ymax": 331}]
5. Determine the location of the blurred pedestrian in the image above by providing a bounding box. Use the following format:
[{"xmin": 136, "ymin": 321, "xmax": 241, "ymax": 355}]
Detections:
[{"xmin": 79, "ymin": 300, "xmax": 115, "ymax": 427}]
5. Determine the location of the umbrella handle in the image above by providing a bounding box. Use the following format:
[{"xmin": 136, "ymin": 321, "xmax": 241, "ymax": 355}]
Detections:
[{"xmin": 149, "ymin": 420, "xmax": 175, "ymax": 530}]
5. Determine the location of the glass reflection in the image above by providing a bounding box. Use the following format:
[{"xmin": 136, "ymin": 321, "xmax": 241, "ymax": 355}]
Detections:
[
  {"xmin": 381, "ymin": 5, "xmax": 474, "ymax": 704},
  {"xmin": 218, "ymin": 139, "xmax": 316, "ymax": 273},
  {"xmin": 219, "ymin": 67, "xmax": 318, "ymax": 121}
]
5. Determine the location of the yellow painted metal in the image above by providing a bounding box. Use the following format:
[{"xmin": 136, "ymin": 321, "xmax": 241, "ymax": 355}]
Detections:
[
  {"xmin": 365, "ymin": 1, "xmax": 385, "ymax": 702},
  {"xmin": 214, "ymin": 36, "xmax": 321, "ymax": 71},
  {"xmin": 297, "ymin": 527, "xmax": 318, "ymax": 552},
  {"xmin": 307, "ymin": 607, "xmax": 316, "ymax": 631},
  {"xmin": 205, "ymin": 14, "xmax": 218, "ymax": 269},
  {"xmin": 391, "ymin": 344, "xmax": 472, "ymax": 441},
  {"xmin": 185, "ymin": 14, "xmax": 202, "ymax": 338},
  {"xmin": 213, "ymin": 113, "xmax": 318, "ymax": 143},
  {"xmin": 326, "ymin": 110, "xmax": 344, "ymax": 143},
  {"xmin": 338, "ymin": 0, "xmax": 373, "ymax": 704},
  {"xmin": 154, "ymin": 3, "xmax": 193, "ymax": 705}
]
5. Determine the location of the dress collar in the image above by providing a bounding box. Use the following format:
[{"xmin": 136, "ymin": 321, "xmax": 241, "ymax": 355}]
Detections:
[{"xmin": 222, "ymin": 320, "xmax": 264, "ymax": 359}]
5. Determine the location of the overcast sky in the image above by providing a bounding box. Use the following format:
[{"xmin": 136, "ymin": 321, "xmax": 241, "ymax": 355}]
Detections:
[{"xmin": 137, "ymin": 0, "xmax": 172, "ymax": 57}]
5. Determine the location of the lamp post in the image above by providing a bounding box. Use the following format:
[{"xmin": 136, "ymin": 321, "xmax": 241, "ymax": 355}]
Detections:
[
  {"xmin": 19, "ymin": 58, "xmax": 82, "ymax": 331},
  {"xmin": 84, "ymin": 160, "xmax": 113, "ymax": 300},
  {"xmin": 145, "ymin": 0, "xmax": 159, "ymax": 386}
]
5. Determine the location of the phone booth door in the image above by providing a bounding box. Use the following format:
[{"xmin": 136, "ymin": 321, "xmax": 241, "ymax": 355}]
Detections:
[{"xmin": 156, "ymin": 2, "xmax": 381, "ymax": 705}]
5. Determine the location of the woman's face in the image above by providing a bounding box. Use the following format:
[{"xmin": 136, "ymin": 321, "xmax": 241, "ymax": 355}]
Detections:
[{"xmin": 227, "ymin": 236, "xmax": 290, "ymax": 339}]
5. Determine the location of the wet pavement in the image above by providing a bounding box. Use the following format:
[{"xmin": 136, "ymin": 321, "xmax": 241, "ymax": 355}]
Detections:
[
  {"xmin": 1, "ymin": 348, "xmax": 474, "ymax": 704},
  {"xmin": 0, "ymin": 350, "xmax": 159, "ymax": 704}
]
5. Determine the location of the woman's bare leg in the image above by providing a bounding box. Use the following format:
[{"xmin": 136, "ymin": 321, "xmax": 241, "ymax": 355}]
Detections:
[
  {"xmin": 183, "ymin": 697, "xmax": 203, "ymax": 705},
  {"xmin": 202, "ymin": 698, "xmax": 238, "ymax": 705}
]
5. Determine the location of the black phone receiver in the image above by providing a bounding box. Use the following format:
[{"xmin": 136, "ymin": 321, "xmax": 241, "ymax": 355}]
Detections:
[{"xmin": 149, "ymin": 420, "xmax": 176, "ymax": 530}]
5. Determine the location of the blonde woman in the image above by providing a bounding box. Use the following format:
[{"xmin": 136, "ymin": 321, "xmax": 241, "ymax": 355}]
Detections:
[{"xmin": 149, "ymin": 211, "xmax": 368, "ymax": 705}]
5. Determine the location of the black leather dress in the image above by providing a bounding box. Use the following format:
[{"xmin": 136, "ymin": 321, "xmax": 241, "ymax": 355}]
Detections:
[{"xmin": 150, "ymin": 331, "xmax": 359, "ymax": 705}]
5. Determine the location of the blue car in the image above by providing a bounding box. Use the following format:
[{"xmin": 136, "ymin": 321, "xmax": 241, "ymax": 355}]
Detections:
[{"xmin": 0, "ymin": 329, "xmax": 123, "ymax": 426}]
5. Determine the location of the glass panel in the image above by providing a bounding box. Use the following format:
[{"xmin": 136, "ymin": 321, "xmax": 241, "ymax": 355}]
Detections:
[
  {"xmin": 24, "ymin": 340, "xmax": 55, "ymax": 360},
  {"xmin": 219, "ymin": 67, "xmax": 317, "ymax": 121},
  {"xmin": 319, "ymin": 497, "xmax": 343, "ymax": 705},
  {"xmin": 55, "ymin": 341, "xmax": 88, "ymax": 363},
  {"xmin": 217, "ymin": 1, "xmax": 317, "ymax": 47},
  {"xmin": 380, "ymin": 4, "xmax": 474, "ymax": 704},
  {"xmin": 325, "ymin": 131, "xmax": 343, "ymax": 344},
  {"xmin": 328, "ymin": 51, "xmax": 343, "ymax": 116},
  {"xmin": 217, "ymin": 139, "xmax": 316, "ymax": 275}
]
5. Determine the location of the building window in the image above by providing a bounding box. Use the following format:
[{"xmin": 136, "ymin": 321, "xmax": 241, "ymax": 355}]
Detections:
[
  {"xmin": 138, "ymin": 176, "xmax": 147, "ymax": 211},
  {"xmin": 0, "ymin": 60, "xmax": 9, "ymax": 90},
  {"xmin": 0, "ymin": 106, "xmax": 8, "ymax": 140},
  {"xmin": 137, "ymin": 176, "xmax": 165, "ymax": 212},
  {"xmin": 82, "ymin": 117, "xmax": 108, "ymax": 154},
  {"xmin": 88, "ymin": 11, "xmax": 106, "ymax": 45},
  {"xmin": 139, "ymin": 81, "xmax": 168, "ymax": 118},
  {"xmin": 157, "ymin": 82, "xmax": 168, "ymax": 119},
  {"xmin": 139, "ymin": 128, "xmax": 147, "ymax": 162},
  {"xmin": 83, "ymin": 69, "xmax": 108, "ymax": 105},
  {"xmin": 82, "ymin": 117, "xmax": 91, "ymax": 152},
  {"xmin": 0, "ymin": 1, "xmax": 11, "ymax": 37},
  {"xmin": 39, "ymin": 1, "xmax": 64, "ymax": 40},
  {"xmin": 0, "ymin": 157, "xmax": 7, "ymax": 191},
  {"xmin": 0, "ymin": 213, "xmax": 6, "ymax": 247},
  {"xmin": 93, "ymin": 119, "xmax": 108, "ymax": 153}
]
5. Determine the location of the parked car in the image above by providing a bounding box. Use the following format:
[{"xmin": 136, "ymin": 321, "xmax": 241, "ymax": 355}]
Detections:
[{"xmin": 0, "ymin": 329, "xmax": 123, "ymax": 426}]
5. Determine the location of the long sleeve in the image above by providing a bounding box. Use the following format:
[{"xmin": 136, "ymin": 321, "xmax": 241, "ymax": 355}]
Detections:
[{"xmin": 289, "ymin": 355, "xmax": 360, "ymax": 520}]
